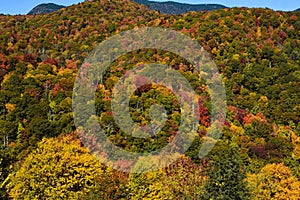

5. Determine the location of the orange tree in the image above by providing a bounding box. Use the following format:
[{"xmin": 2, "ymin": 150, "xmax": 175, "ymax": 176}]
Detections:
[{"xmin": 246, "ymin": 163, "xmax": 300, "ymax": 200}]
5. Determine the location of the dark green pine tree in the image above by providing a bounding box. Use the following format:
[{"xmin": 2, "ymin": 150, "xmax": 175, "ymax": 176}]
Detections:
[{"xmin": 204, "ymin": 144, "xmax": 249, "ymax": 200}]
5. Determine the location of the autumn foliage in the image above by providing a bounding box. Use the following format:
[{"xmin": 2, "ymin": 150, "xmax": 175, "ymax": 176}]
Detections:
[{"xmin": 0, "ymin": 0, "xmax": 299, "ymax": 199}]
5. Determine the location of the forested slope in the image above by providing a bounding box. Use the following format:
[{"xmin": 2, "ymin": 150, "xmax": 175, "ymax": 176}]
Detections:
[{"xmin": 0, "ymin": 0, "xmax": 299, "ymax": 199}]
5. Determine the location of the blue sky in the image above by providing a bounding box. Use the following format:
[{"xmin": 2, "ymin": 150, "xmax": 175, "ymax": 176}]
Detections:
[{"xmin": 0, "ymin": 0, "xmax": 299, "ymax": 15}]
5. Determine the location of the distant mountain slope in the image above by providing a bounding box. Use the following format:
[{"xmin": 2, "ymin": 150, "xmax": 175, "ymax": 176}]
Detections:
[
  {"xmin": 28, "ymin": 3, "xmax": 65, "ymax": 15},
  {"xmin": 133, "ymin": 0, "xmax": 227, "ymax": 14},
  {"xmin": 294, "ymin": 8, "xmax": 300, "ymax": 12}
]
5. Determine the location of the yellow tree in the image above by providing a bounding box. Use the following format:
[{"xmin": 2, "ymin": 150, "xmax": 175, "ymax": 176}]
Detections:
[
  {"xmin": 127, "ymin": 156, "xmax": 206, "ymax": 199},
  {"xmin": 246, "ymin": 163, "xmax": 300, "ymax": 200},
  {"xmin": 6, "ymin": 135, "xmax": 104, "ymax": 199}
]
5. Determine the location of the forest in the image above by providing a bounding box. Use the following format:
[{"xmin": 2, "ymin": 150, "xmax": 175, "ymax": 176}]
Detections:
[{"xmin": 0, "ymin": 0, "xmax": 300, "ymax": 199}]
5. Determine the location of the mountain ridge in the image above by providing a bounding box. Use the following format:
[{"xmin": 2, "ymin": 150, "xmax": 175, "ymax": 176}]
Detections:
[
  {"xmin": 27, "ymin": 0, "xmax": 227, "ymax": 16},
  {"xmin": 26, "ymin": 1, "xmax": 300, "ymax": 15},
  {"xmin": 133, "ymin": 0, "xmax": 227, "ymax": 14},
  {"xmin": 28, "ymin": 3, "xmax": 65, "ymax": 15}
]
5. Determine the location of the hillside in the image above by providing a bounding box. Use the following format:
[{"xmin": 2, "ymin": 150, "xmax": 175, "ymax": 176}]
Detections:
[
  {"xmin": 28, "ymin": 3, "xmax": 65, "ymax": 15},
  {"xmin": 134, "ymin": 0, "xmax": 227, "ymax": 14},
  {"xmin": 0, "ymin": 0, "xmax": 300, "ymax": 199}
]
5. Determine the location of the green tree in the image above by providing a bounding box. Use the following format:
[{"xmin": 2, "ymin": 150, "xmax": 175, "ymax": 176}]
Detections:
[{"xmin": 205, "ymin": 144, "xmax": 250, "ymax": 200}]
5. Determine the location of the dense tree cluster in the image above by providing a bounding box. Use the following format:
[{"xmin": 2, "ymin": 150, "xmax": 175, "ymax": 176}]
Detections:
[{"xmin": 0, "ymin": 0, "xmax": 299, "ymax": 199}]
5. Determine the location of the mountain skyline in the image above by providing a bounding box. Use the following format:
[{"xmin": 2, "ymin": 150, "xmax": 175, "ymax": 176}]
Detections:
[
  {"xmin": 133, "ymin": 0, "xmax": 227, "ymax": 14},
  {"xmin": 1, "ymin": 0, "xmax": 299, "ymax": 15},
  {"xmin": 27, "ymin": 1, "xmax": 227, "ymax": 15},
  {"xmin": 27, "ymin": 3, "xmax": 65, "ymax": 15}
]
